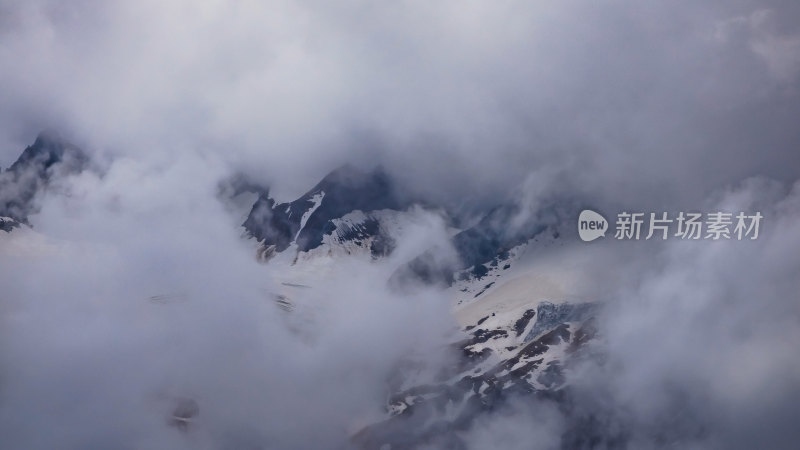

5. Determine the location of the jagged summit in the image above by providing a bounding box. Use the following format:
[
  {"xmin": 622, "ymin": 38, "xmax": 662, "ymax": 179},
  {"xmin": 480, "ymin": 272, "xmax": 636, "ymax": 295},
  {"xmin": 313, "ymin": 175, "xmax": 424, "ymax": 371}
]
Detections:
[
  {"xmin": 1, "ymin": 131, "xmax": 88, "ymax": 231},
  {"xmin": 242, "ymin": 163, "xmax": 569, "ymax": 285},
  {"xmin": 8, "ymin": 130, "xmax": 86, "ymax": 173},
  {"xmin": 243, "ymin": 165, "xmax": 412, "ymax": 255}
]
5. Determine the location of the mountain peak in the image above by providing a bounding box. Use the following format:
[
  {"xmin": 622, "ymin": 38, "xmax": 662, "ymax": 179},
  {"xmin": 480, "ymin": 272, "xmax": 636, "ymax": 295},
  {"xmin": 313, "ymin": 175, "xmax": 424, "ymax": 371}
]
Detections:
[
  {"xmin": 1, "ymin": 131, "xmax": 88, "ymax": 229},
  {"xmin": 8, "ymin": 130, "xmax": 86, "ymax": 174},
  {"xmin": 243, "ymin": 165, "xmax": 409, "ymax": 255}
]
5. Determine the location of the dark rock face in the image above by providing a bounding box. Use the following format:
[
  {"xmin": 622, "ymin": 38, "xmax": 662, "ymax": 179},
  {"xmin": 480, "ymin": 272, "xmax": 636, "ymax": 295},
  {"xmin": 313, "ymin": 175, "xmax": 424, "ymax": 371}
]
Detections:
[
  {"xmin": 0, "ymin": 131, "xmax": 88, "ymax": 230},
  {"xmin": 513, "ymin": 308, "xmax": 536, "ymax": 337},
  {"xmin": 242, "ymin": 165, "xmax": 410, "ymax": 254},
  {"xmin": 295, "ymin": 165, "xmax": 407, "ymax": 251}
]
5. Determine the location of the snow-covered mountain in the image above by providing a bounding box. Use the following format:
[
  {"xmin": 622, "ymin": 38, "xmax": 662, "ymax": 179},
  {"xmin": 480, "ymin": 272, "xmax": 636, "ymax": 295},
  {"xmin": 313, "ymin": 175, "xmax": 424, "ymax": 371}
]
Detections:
[
  {"xmin": 347, "ymin": 236, "xmax": 605, "ymax": 448},
  {"xmin": 236, "ymin": 164, "xmax": 602, "ymax": 448},
  {"xmin": 240, "ymin": 164, "xmax": 567, "ymax": 283},
  {"xmin": 242, "ymin": 165, "xmax": 414, "ymax": 261},
  {"xmin": 2, "ymin": 133, "xmax": 600, "ymax": 448}
]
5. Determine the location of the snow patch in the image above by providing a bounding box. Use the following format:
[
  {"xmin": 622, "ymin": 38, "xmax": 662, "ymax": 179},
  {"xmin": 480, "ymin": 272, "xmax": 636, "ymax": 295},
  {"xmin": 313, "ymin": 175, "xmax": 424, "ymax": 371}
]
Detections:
[{"xmin": 295, "ymin": 190, "xmax": 325, "ymax": 240}]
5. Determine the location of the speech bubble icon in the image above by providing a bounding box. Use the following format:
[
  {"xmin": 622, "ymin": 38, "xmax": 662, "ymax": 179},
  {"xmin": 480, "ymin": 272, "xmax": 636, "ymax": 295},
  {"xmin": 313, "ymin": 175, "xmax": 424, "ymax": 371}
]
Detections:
[{"xmin": 578, "ymin": 209, "xmax": 608, "ymax": 242}]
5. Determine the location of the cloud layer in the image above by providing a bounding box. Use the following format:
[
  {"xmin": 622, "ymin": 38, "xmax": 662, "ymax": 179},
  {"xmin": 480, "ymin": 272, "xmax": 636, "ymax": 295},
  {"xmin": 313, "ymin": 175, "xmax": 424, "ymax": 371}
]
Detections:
[
  {"xmin": 1, "ymin": 0, "xmax": 798, "ymax": 204},
  {"xmin": 0, "ymin": 1, "xmax": 799, "ymax": 449}
]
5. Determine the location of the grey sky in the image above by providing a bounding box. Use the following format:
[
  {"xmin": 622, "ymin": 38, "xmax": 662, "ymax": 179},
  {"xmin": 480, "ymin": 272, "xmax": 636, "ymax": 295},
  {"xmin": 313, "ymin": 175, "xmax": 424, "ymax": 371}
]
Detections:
[{"xmin": 0, "ymin": 0, "xmax": 797, "ymax": 204}]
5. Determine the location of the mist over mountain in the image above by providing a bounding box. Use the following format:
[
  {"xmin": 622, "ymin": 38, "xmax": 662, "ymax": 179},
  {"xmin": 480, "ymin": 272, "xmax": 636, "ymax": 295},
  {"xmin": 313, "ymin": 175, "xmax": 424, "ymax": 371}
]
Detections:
[
  {"xmin": 1, "ymin": 1, "xmax": 800, "ymax": 449},
  {"xmin": 0, "ymin": 131, "xmax": 87, "ymax": 230}
]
